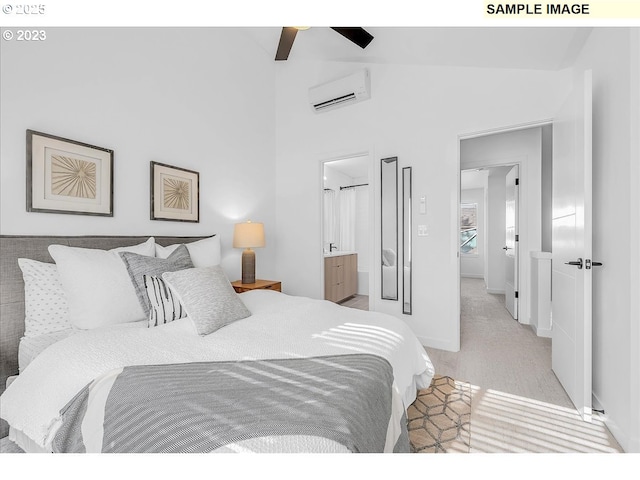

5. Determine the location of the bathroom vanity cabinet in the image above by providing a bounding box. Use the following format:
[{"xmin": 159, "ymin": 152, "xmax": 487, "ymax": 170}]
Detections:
[{"xmin": 324, "ymin": 253, "xmax": 357, "ymax": 303}]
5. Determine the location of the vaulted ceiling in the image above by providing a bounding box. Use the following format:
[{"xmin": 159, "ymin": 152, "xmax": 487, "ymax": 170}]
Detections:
[{"xmin": 247, "ymin": 26, "xmax": 592, "ymax": 70}]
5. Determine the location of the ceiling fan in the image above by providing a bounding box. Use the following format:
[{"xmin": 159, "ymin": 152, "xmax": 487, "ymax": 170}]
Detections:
[{"xmin": 275, "ymin": 27, "xmax": 374, "ymax": 61}]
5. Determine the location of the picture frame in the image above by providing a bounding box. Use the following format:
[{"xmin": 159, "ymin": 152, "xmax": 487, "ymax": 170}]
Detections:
[
  {"xmin": 150, "ymin": 161, "xmax": 199, "ymax": 223},
  {"xmin": 26, "ymin": 130, "xmax": 114, "ymax": 216}
]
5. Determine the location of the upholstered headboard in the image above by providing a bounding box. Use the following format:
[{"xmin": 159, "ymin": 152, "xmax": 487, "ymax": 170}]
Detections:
[{"xmin": 0, "ymin": 234, "xmax": 210, "ymax": 437}]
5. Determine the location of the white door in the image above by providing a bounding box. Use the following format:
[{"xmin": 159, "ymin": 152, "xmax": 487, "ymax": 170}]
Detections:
[
  {"xmin": 552, "ymin": 70, "xmax": 593, "ymax": 421},
  {"xmin": 504, "ymin": 165, "xmax": 519, "ymax": 319}
]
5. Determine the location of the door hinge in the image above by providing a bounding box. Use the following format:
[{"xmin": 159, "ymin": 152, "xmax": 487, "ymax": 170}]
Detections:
[
  {"xmin": 515, "ymin": 291, "xmax": 519, "ymax": 298},
  {"xmin": 515, "ymin": 178, "xmax": 519, "ymax": 186},
  {"xmin": 515, "ymin": 234, "xmax": 519, "ymax": 242}
]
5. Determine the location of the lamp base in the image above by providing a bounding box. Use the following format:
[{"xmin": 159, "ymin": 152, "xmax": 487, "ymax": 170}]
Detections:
[{"xmin": 241, "ymin": 249, "xmax": 256, "ymax": 284}]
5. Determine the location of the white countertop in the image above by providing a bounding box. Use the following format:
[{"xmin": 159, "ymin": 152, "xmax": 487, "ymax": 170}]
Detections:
[{"xmin": 324, "ymin": 251, "xmax": 357, "ymax": 258}]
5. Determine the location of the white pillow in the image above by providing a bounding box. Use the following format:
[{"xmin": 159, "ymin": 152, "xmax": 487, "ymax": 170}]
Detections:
[
  {"xmin": 155, "ymin": 235, "xmax": 220, "ymax": 267},
  {"xmin": 48, "ymin": 238, "xmax": 155, "ymax": 329},
  {"xmin": 382, "ymin": 248, "xmax": 397, "ymax": 267},
  {"xmin": 18, "ymin": 258, "xmax": 71, "ymax": 337}
]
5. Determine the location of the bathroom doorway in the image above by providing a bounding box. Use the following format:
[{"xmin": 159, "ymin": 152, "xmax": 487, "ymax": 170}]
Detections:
[{"xmin": 322, "ymin": 154, "xmax": 371, "ymax": 310}]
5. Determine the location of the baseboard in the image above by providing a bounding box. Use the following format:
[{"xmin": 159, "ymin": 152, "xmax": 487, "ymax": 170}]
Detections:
[
  {"xmin": 418, "ymin": 335, "xmax": 459, "ymax": 352},
  {"xmin": 486, "ymin": 288, "xmax": 505, "ymax": 294},
  {"xmin": 530, "ymin": 323, "xmax": 552, "ymax": 338},
  {"xmin": 592, "ymin": 391, "xmax": 630, "ymax": 452}
]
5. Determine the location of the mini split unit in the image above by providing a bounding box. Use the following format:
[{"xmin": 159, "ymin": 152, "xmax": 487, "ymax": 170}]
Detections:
[{"xmin": 308, "ymin": 69, "xmax": 371, "ymax": 113}]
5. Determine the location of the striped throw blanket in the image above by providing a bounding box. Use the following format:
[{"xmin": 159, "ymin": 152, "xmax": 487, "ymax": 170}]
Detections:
[{"xmin": 52, "ymin": 354, "xmax": 408, "ymax": 453}]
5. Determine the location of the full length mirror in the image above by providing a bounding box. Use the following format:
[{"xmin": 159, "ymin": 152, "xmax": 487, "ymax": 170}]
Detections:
[
  {"xmin": 402, "ymin": 167, "xmax": 412, "ymax": 314},
  {"xmin": 381, "ymin": 157, "xmax": 398, "ymax": 300}
]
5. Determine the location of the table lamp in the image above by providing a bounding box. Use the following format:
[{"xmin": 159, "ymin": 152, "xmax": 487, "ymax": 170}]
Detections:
[{"xmin": 233, "ymin": 220, "xmax": 265, "ymax": 284}]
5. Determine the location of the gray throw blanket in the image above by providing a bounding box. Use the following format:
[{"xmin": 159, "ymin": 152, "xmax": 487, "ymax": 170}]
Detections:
[{"xmin": 52, "ymin": 354, "xmax": 408, "ymax": 453}]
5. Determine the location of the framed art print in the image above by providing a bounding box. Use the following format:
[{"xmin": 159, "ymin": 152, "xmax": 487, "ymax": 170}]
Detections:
[
  {"xmin": 150, "ymin": 161, "xmax": 199, "ymax": 222},
  {"xmin": 27, "ymin": 130, "xmax": 114, "ymax": 216}
]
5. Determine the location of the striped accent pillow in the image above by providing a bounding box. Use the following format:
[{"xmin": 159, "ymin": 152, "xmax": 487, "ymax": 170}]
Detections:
[{"xmin": 143, "ymin": 275, "xmax": 186, "ymax": 327}]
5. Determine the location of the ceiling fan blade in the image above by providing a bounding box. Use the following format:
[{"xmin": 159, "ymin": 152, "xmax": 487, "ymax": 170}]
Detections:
[
  {"xmin": 330, "ymin": 27, "xmax": 374, "ymax": 49},
  {"xmin": 275, "ymin": 27, "xmax": 298, "ymax": 61}
]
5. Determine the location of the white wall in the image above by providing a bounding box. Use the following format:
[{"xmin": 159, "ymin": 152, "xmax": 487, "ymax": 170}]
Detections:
[
  {"xmin": 323, "ymin": 165, "xmax": 352, "ymax": 197},
  {"xmin": 0, "ymin": 28, "xmax": 278, "ymax": 282},
  {"xmin": 275, "ymin": 61, "xmax": 570, "ymax": 350},
  {"xmin": 570, "ymin": 27, "xmax": 640, "ymax": 453},
  {"xmin": 460, "ymin": 127, "xmax": 543, "ymax": 327},
  {"xmin": 460, "ymin": 188, "xmax": 485, "ymax": 278}
]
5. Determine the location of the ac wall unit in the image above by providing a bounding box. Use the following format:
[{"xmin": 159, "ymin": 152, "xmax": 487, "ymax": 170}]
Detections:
[{"xmin": 308, "ymin": 69, "xmax": 371, "ymax": 113}]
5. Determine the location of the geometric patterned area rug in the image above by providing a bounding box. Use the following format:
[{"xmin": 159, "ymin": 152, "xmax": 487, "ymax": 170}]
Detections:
[{"xmin": 408, "ymin": 375, "xmax": 472, "ymax": 453}]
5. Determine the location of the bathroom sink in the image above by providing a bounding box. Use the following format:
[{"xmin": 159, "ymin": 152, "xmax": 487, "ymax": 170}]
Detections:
[{"xmin": 324, "ymin": 251, "xmax": 356, "ymax": 257}]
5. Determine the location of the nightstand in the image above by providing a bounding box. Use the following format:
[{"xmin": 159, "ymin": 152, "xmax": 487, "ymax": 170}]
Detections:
[{"xmin": 231, "ymin": 279, "xmax": 281, "ymax": 293}]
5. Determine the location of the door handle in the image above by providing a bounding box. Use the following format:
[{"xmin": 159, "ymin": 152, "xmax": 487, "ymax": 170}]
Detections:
[
  {"xmin": 502, "ymin": 246, "xmax": 509, "ymax": 251},
  {"xmin": 585, "ymin": 259, "xmax": 603, "ymax": 269},
  {"xmin": 565, "ymin": 258, "xmax": 583, "ymax": 269}
]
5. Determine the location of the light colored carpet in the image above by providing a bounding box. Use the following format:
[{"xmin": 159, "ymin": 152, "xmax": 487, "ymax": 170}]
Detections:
[
  {"xmin": 427, "ymin": 277, "xmax": 572, "ymax": 407},
  {"xmin": 425, "ymin": 277, "xmax": 623, "ymax": 453}
]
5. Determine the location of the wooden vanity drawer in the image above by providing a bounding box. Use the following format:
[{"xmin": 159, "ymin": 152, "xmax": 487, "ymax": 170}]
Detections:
[{"xmin": 324, "ymin": 254, "xmax": 357, "ymax": 303}]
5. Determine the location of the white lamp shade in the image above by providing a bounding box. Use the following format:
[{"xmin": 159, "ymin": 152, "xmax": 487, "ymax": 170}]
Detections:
[{"xmin": 233, "ymin": 221, "xmax": 265, "ymax": 248}]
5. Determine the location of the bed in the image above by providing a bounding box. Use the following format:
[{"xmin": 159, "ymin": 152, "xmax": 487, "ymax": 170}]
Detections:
[{"xmin": 0, "ymin": 235, "xmax": 434, "ymax": 453}]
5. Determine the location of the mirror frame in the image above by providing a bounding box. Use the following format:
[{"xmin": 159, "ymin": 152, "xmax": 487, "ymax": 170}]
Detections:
[
  {"xmin": 402, "ymin": 167, "xmax": 412, "ymax": 315},
  {"xmin": 380, "ymin": 156, "xmax": 398, "ymax": 301}
]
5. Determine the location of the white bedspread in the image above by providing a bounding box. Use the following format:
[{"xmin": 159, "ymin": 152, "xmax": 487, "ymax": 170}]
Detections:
[
  {"xmin": 0, "ymin": 290, "xmax": 434, "ymax": 452},
  {"xmin": 18, "ymin": 329, "xmax": 78, "ymax": 373}
]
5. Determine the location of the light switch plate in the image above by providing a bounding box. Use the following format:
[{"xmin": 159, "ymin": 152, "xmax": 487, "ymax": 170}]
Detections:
[{"xmin": 419, "ymin": 196, "xmax": 426, "ymax": 214}]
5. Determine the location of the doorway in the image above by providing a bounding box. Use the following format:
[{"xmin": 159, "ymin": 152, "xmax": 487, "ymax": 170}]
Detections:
[
  {"xmin": 321, "ymin": 154, "xmax": 371, "ymax": 310},
  {"xmin": 458, "ymin": 124, "xmax": 553, "ymax": 335},
  {"xmin": 460, "ymin": 165, "xmax": 519, "ymax": 319}
]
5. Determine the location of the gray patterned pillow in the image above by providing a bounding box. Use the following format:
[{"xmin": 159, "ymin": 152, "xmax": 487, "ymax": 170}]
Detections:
[
  {"xmin": 143, "ymin": 275, "xmax": 187, "ymax": 327},
  {"xmin": 162, "ymin": 266, "xmax": 251, "ymax": 336},
  {"xmin": 119, "ymin": 245, "xmax": 194, "ymax": 318}
]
